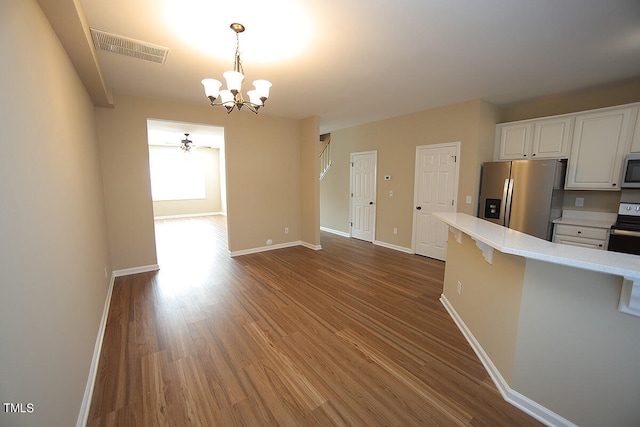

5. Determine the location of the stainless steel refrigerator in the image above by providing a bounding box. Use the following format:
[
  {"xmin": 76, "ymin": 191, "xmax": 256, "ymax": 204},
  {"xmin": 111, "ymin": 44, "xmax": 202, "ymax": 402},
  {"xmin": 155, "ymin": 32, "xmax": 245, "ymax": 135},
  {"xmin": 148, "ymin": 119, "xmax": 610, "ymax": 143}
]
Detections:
[{"xmin": 478, "ymin": 159, "xmax": 566, "ymax": 240}]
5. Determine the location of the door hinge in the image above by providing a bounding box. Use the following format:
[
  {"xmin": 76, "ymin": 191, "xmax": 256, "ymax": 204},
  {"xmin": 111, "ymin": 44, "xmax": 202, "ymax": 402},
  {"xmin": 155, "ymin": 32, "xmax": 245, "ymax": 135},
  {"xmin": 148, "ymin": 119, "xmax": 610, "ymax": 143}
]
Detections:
[
  {"xmin": 350, "ymin": 162, "xmax": 354, "ymax": 167},
  {"xmin": 351, "ymin": 193, "xmax": 354, "ymax": 197},
  {"xmin": 349, "ymin": 221, "xmax": 353, "ymax": 227},
  {"xmin": 452, "ymin": 155, "xmax": 457, "ymax": 163}
]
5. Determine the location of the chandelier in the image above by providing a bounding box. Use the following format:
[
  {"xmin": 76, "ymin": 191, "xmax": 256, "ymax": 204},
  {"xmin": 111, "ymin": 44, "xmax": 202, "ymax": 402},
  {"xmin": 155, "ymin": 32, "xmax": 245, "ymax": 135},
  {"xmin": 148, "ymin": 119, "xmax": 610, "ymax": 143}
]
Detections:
[
  {"xmin": 180, "ymin": 133, "xmax": 193, "ymax": 152},
  {"xmin": 201, "ymin": 23, "xmax": 272, "ymax": 114}
]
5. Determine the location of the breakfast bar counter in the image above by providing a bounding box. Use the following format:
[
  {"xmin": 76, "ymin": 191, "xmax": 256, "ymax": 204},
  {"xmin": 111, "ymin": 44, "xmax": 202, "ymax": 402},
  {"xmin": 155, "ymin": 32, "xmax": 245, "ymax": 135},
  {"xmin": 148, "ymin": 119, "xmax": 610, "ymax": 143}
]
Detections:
[
  {"xmin": 434, "ymin": 212, "xmax": 640, "ymax": 316},
  {"xmin": 432, "ymin": 212, "xmax": 640, "ymax": 427}
]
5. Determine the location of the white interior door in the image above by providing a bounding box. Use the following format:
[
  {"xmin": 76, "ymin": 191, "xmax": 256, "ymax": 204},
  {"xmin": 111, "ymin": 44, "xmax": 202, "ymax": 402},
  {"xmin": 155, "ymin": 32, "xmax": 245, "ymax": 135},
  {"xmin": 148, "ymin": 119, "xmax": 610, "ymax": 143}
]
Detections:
[
  {"xmin": 350, "ymin": 151, "xmax": 377, "ymax": 242},
  {"xmin": 413, "ymin": 143, "xmax": 459, "ymax": 260}
]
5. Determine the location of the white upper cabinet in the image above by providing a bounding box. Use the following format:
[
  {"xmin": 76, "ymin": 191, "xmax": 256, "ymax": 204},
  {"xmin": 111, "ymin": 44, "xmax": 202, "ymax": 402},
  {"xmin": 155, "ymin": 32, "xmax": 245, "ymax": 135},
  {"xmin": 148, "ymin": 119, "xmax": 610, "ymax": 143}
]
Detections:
[
  {"xmin": 496, "ymin": 117, "xmax": 572, "ymax": 160},
  {"xmin": 531, "ymin": 117, "xmax": 573, "ymax": 159},
  {"xmin": 497, "ymin": 123, "xmax": 532, "ymax": 159},
  {"xmin": 565, "ymin": 107, "xmax": 635, "ymax": 190}
]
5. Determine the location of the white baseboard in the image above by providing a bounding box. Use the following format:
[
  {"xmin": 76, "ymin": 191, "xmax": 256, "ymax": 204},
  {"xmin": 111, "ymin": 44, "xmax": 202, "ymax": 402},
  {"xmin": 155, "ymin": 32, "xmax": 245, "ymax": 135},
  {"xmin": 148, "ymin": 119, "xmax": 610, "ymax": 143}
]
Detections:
[
  {"xmin": 301, "ymin": 241, "xmax": 322, "ymax": 251},
  {"xmin": 230, "ymin": 241, "xmax": 303, "ymax": 257},
  {"xmin": 230, "ymin": 240, "xmax": 322, "ymax": 257},
  {"xmin": 320, "ymin": 226, "xmax": 350, "ymax": 237},
  {"xmin": 153, "ymin": 212, "xmax": 225, "ymax": 220},
  {"xmin": 76, "ymin": 272, "xmax": 116, "ymax": 427},
  {"xmin": 439, "ymin": 294, "xmax": 576, "ymax": 427},
  {"xmin": 505, "ymin": 389, "xmax": 577, "ymax": 427},
  {"xmin": 113, "ymin": 264, "xmax": 160, "ymax": 277},
  {"xmin": 320, "ymin": 227, "xmax": 414, "ymax": 255},
  {"xmin": 373, "ymin": 240, "xmax": 413, "ymax": 254}
]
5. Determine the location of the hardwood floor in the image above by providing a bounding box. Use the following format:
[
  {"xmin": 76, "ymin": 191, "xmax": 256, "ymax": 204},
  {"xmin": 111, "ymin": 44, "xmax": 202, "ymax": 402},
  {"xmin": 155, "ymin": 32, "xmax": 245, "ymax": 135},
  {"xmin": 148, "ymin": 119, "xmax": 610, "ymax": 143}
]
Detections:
[{"xmin": 87, "ymin": 215, "xmax": 542, "ymax": 426}]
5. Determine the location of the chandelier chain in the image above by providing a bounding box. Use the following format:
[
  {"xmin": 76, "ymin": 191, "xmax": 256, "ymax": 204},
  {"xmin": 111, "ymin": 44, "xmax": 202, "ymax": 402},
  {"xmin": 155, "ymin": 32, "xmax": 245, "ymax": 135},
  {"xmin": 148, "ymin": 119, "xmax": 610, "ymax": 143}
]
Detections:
[{"xmin": 234, "ymin": 32, "xmax": 244, "ymax": 75}]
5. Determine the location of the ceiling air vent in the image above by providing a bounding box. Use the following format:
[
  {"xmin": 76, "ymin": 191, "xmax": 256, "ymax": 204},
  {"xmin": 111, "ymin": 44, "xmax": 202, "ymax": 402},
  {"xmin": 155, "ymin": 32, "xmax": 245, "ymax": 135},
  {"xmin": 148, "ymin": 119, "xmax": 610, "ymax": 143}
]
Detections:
[{"xmin": 90, "ymin": 28, "xmax": 169, "ymax": 64}]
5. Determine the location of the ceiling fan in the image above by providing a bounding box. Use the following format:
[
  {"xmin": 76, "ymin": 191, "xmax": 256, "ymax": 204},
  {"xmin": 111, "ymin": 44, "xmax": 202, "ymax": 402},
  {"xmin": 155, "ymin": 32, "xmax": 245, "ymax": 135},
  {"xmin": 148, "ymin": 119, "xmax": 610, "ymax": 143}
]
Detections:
[{"xmin": 180, "ymin": 133, "xmax": 193, "ymax": 153}]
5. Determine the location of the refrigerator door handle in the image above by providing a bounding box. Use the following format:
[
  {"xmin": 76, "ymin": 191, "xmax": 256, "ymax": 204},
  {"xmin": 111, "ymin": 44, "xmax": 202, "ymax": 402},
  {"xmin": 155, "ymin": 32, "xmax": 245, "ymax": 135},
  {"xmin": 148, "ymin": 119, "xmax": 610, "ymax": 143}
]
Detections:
[{"xmin": 503, "ymin": 178, "xmax": 514, "ymax": 228}]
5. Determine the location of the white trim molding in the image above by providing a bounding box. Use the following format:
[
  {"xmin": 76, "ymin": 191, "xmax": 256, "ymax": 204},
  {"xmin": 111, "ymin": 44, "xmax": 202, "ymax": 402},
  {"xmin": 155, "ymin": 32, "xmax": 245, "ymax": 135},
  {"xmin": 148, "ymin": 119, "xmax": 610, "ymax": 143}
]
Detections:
[
  {"xmin": 373, "ymin": 240, "xmax": 413, "ymax": 254},
  {"xmin": 440, "ymin": 294, "xmax": 577, "ymax": 427},
  {"xmin": 230, "ymin": 241, "xmax": 303, "ymax": 257},
  {"xmin": 113, "ymin": 264, "xmax": 160, "ymax": 277},
  {"xmin": 301, "ymin": 241, "xmax": 322, "ymax": 251},
  {"xmin": 153, "ymin": 211, "xmax": 225, "ymax": 220},
  {"xmin": 320, "ymin": 226, "xmax": 350, "ymax": 238},
  {"xmin": 76, "ymin": 272, "xmax": 116, "ymax": 427}
]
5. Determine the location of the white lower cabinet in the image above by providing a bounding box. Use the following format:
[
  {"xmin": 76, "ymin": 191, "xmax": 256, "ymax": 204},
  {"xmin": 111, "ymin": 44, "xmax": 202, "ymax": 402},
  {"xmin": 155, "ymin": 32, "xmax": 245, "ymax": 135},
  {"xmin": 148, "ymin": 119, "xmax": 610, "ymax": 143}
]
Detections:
[{"xmin": 552, "ymin": 224, "xmax": 609, "ymax": 250}]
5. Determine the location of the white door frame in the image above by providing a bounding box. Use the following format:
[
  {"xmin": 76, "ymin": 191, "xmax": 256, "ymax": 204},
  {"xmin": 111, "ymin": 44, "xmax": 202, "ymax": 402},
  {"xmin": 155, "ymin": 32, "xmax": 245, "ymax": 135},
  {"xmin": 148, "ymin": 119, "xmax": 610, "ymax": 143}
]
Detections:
[
  {"xmin": 349, "ymin": 150, "xmax": 377, "ymax": 242},
  {"xmin": 411, "ymin": 142, "xmax": 460, "ymax": 257}
]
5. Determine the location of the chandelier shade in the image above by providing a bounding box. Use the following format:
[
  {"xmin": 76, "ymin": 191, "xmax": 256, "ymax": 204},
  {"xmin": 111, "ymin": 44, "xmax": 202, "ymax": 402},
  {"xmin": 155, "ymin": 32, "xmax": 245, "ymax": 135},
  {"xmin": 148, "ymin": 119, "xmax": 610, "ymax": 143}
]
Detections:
[{"xmin": 201, "ymin": 24, "xmax": 272, "ymax": 114}]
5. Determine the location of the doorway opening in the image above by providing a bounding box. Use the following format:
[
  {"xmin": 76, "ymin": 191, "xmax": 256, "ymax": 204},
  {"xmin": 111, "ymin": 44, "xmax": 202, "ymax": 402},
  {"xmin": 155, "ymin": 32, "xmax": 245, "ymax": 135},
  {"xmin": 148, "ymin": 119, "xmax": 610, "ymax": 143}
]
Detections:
[{"xmin": 146, "ymin": 119, "xmax": 228, "ymax": 267}]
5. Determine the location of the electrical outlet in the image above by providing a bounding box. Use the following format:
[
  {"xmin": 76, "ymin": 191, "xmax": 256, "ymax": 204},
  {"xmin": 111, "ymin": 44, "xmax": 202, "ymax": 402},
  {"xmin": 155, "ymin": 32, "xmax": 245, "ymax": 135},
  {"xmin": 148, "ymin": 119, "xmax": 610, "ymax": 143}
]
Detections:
[
  {"xmin": 466, "ymin": 195, "xmax": 472, "ymax": 204},
  {"xmin": 393, "ymin": 227, "xmax": 398, "ymax": 235},
  {"xmin": 457, "ymin": 281, "xmax": 462, "ymax": 295},
  {"xmin": 284, "ymin": 227, "xmax": 289, "ymax": 234},
  {"xmin": 575, "ymin": 197, "xmax": 584, "ymax": 207}
]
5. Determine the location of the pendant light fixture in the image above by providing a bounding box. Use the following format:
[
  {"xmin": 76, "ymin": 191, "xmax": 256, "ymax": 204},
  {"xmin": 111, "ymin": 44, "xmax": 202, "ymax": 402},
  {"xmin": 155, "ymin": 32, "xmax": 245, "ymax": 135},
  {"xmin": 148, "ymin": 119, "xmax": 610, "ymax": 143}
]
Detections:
[{"xmin": 201, "ymin": 23, "xmax": 272, "ymax": 114}]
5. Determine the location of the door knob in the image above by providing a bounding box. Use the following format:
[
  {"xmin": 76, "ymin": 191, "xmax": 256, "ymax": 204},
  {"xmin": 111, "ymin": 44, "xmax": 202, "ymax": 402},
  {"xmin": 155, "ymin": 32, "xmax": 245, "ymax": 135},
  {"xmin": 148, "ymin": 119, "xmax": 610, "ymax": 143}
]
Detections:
[
  {"xmin": 416, "ymin": 206, "xmax": 422, "ymax": 210},
  {"xmin": 369, "ymin": 201, "xmax": 374, "ymax": 205}
]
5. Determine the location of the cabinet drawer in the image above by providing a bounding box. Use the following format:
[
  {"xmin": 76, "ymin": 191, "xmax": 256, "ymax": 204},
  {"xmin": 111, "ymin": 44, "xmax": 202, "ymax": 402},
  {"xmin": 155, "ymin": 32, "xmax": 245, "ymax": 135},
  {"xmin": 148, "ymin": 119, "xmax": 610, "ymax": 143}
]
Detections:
[
  {"xmin": 553, "ymin": 235, "xmax": 606, "ymax": 250},
  {"xmin": 554, "ymin": 224, "xmax": 609, "ymax": 240}
]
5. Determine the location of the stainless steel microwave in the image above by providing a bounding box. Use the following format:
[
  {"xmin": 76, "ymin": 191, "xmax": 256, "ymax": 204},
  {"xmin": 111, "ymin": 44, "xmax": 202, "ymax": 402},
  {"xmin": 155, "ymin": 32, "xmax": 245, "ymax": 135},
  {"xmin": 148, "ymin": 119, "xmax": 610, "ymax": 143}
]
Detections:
[{"xmin": 622, "ymin": 153, "xmax": 640, "ymax": 188}]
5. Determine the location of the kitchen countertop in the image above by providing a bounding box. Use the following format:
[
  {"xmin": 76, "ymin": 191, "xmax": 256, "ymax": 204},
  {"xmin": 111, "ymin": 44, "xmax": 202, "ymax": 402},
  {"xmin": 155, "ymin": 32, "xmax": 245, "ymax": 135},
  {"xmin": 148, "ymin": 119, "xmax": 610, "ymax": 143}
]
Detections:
[
  {"xmin": 552, "ymin": 209, "xmax": 617, "ymax": 229},
  {"xmin": 434, "ymin": 212, "xmax": 639, "ymax": 279}
]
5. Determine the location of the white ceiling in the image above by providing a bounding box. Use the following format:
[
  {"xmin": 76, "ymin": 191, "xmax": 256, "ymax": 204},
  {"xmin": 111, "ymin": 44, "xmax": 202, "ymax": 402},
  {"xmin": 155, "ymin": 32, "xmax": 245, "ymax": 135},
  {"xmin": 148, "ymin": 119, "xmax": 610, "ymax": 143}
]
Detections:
[
  {"xmin": 80, "ymin": 0, "xmax": 640, "ymax": 133},
  {"xmin": 147, "ymin": 119, "xmax": 224, "ymax": 148}
]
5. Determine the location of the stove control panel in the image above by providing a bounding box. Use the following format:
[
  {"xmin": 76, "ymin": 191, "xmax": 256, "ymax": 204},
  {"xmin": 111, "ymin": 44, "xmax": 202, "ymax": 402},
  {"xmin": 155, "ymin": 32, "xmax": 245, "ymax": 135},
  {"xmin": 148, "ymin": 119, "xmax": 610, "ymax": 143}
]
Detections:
[{"xmin": 618, "ymin": 203, "xmax": 640, "ymax": 216}]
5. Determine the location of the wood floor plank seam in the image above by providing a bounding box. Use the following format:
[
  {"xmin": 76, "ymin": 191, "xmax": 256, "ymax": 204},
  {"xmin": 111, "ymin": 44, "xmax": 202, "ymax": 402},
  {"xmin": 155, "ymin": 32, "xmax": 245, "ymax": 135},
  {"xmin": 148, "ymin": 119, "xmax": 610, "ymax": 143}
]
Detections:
[
  {"xmin": 87, "ymin": 216, "xmax": 543, "ymax": 426},
  {"xmin": 335, "ymin": 328, "xmax": 472, "ymax": 426}
]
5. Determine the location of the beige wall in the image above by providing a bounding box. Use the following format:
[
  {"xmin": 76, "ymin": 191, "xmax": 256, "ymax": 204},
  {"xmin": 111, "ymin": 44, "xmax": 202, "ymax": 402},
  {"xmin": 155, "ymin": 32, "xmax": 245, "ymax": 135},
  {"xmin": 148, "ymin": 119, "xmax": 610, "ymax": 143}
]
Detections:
[
  {"xmin": 300, "ymin": 116, "xmax": 321, "ymax": 247},
  {"xmin": 320, "ymin": 99, "xmax": 499, "ymax": 248},
  {"xmin": 0, "ymin": 1, "xmax": 112, "ymax": 426},
  {"xmin": 150, "ymin": 145, "xmax": 223, "ymax": 218},
  {"xmin": 513, "ymin": 261, "xmax": 640, "ymax": 426},
  {"xmin": 442, "ymin": 233, "xmax": 526, "ymax": 383},
  {"xmin": 500, "ymin": 76, "xmax": 640, "ymax": 123},
  {"xmin": 561, "ymin": 189, "xmax": 621, "ymax": 213},
  {"xmin": 96, "ymin": 95, "xmax": 311, "ymax": 265}
]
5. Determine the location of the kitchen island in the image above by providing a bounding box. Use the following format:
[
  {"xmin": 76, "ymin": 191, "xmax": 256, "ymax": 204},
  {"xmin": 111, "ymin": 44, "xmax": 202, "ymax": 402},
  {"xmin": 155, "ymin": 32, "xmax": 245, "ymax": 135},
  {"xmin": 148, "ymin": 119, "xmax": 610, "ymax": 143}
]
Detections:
[{"xmin": 433, "ymin": 212, "xmax": 640, "ymax": 427}]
